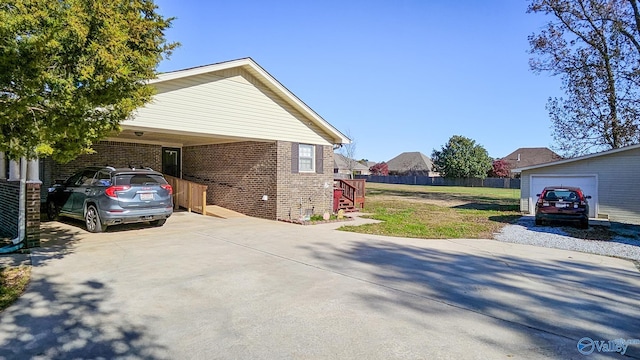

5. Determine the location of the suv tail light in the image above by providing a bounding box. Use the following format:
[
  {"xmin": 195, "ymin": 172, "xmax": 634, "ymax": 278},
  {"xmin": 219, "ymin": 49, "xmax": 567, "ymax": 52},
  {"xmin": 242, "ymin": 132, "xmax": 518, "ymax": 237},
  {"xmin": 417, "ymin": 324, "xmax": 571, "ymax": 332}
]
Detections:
[
  {"xmin": 161, "ymin": 184, "xmax": 173, "ymax": 195},
  {"xmin": 105, "ymin": 185, "xmax": 131, "ymax": 198}
]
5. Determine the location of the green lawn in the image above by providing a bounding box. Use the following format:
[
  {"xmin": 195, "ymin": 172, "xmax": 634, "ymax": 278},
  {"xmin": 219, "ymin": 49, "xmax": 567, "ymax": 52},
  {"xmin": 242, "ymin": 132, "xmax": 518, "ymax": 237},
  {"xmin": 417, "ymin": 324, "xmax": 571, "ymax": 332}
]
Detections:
[{"xmin": 339, "ymin": 183, "xmax": 522, "ymax": 239}]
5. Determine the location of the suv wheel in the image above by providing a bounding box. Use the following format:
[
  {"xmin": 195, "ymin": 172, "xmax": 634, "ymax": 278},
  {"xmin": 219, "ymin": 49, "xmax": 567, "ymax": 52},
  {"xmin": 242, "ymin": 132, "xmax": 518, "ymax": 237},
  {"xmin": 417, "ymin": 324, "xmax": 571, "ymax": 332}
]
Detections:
[
  {"xmin": 150, "ymin": 219, "xmax": 166, "ymax": 227},
  {"xmin": 85, "ymin": 205, "xmax": 104, "ymax": 233},
  {"xmin": 46, "ymin": 201, "xmax": 60, "ymax": 221}
]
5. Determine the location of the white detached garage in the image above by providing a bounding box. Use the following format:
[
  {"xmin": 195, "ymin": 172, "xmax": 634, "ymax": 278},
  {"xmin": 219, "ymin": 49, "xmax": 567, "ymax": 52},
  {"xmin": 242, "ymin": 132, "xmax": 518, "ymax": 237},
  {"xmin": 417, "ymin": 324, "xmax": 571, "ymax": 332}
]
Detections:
[{"xmin": 512, "ymin": 144, "xmax": 640, "ymax": 225}]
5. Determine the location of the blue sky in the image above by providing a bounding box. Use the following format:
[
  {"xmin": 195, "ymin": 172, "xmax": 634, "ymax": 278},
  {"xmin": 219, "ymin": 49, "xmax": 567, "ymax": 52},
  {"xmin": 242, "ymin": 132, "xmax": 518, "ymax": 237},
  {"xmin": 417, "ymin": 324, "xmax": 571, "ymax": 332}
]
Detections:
[{"xmin": 153, "ymin": 0, "xmax": 562, "ymax": 162}]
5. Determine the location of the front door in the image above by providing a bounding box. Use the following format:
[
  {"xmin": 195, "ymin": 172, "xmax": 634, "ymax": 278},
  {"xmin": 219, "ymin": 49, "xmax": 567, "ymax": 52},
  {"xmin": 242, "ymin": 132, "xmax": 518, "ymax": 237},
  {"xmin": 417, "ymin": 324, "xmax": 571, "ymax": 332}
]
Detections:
[{"xmin": 162, "ymin": 147, "xmax": 181, "ymax": 178}]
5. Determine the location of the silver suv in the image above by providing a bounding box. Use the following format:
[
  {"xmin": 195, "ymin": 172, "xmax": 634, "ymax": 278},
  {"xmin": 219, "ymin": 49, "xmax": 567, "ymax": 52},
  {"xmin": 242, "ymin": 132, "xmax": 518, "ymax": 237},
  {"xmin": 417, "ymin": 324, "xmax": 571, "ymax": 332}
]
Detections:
[{"xmin": 46, "ymin": 166, "xmax": 173, "ymax": 232}]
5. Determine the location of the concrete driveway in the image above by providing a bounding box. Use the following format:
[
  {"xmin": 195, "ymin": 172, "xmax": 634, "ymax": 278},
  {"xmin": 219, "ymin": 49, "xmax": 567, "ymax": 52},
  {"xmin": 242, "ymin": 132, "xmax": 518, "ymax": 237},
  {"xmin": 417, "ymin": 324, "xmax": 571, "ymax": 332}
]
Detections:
[{"xmin": 1, "ymin": 212, "xmax": 640, "ymax": 359}]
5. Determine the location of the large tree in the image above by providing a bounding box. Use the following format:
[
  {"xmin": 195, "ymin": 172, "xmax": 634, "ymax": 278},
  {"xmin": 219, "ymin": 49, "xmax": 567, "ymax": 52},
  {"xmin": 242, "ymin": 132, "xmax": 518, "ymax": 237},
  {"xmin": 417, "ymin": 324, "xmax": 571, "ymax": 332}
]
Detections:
[
  {"xmin": 528, "ymin": 0, "xmax": 640, "ymax": 156},
  {"xmin": 488, "ymin": 158, "xmax": 511, "ymax": 178},
  {"xmin": 0, "ymin": 0, "xmax": 177, "ymax": 162},
  {"xmin": 431, "ymin": 135, "xmax": 492, "ymax": 179},
  {"xmin": 369, "ymin": 162, "xmax": 389, "ymax": 176}
]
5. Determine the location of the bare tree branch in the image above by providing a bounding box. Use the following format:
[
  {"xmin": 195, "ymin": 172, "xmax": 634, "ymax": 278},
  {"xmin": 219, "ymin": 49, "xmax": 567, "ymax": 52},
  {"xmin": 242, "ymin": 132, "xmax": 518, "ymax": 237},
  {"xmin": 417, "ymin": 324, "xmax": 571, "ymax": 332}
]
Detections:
[{"xmin": 529, "ymin": 0, "xmax": 640, "ymax": 155}]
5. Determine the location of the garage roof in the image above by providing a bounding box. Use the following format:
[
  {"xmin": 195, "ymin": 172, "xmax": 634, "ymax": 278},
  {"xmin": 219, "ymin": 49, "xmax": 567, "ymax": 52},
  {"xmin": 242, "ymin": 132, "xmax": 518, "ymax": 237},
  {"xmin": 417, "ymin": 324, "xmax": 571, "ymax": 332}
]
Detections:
[{"xmin": 511, "ymin": 144, "xmax": 640, "ymax": 173}]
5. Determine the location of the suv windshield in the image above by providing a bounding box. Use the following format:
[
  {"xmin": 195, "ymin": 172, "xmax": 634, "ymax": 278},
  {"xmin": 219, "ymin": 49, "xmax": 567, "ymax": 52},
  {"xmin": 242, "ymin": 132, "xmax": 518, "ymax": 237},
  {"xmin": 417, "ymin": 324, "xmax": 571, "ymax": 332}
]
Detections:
[{"xmin": 115, "ymin": 173, "xmax": 168, "ymax": 186}]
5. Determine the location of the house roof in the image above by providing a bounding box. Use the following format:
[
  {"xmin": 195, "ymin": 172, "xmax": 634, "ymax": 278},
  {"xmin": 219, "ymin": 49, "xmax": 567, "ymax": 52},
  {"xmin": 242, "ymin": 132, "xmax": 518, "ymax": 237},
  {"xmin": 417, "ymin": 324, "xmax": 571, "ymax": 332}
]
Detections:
[
  {"xmin": 386, "ymin": 152, "xmax": 434, "ymax": 173},
  {"xmin": 151, "ymin": 58, "xmax": 350, "ymax": 145},
  {"xmin": 512, "ymin": 143, "xmax": 640, "ymax": 173},
  {"xmin": 333, "ymin": 153, "xmax": 369, "ymax": 171},
  {"xmin": 501, "ymin": 147, "xmax": 562, "ymax": 169}
]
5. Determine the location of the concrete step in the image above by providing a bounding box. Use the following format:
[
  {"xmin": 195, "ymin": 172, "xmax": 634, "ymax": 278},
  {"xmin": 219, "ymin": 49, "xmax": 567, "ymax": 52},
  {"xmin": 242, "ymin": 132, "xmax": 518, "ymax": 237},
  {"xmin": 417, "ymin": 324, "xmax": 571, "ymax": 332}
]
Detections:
[{"xmin": 338, "ymin": 206, "xmax": 358, "ymax": 213}]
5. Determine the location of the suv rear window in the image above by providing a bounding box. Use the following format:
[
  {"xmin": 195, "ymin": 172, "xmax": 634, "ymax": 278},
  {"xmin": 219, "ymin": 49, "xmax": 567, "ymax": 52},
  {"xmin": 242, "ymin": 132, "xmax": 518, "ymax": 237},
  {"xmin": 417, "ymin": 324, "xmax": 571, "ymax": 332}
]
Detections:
[
  {"xmin": 115, "ymin": 173, "xmax": 168, "ymax": 186},
  {"xmin": 544, "ymin": 190, "xmax": 579, "ymax": 201}
]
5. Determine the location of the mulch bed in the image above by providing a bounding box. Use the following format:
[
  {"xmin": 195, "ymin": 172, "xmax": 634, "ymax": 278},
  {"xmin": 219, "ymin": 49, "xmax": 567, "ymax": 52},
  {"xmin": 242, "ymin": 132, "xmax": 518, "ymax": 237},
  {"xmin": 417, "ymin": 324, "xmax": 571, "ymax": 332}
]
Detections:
[{"xmin": 278, "ymin": 217, "xmax": 355, "ymax": 226}]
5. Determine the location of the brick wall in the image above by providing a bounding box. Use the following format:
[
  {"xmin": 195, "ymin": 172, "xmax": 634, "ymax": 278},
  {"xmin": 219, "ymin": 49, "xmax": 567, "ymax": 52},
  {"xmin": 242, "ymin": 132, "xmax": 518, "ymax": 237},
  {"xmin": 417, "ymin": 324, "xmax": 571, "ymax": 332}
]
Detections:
[
  {"xmin": 37, "ymin": 140, "xmax": 334, "ymax": 223},
  {"xmin": 26, "ymin": 183, "xmax": 41, "ymax": 248},
  {"xmin": 0, "ymin": 180, "xmax": 19, "ymax": 239},
  {"xmin": 0, "ymin": 180, "xmax": 40, "ymax": 247},
  {"xmin": 48, "ymin": 141, "xmax": 162, "ymax": 184},
  {"xmin": 276, "ymin": 142, "xmax": 333, "ymax": 221},
  {"xmin": 183, "ymin": 141, "xmax": 278, "ymax": 219}
]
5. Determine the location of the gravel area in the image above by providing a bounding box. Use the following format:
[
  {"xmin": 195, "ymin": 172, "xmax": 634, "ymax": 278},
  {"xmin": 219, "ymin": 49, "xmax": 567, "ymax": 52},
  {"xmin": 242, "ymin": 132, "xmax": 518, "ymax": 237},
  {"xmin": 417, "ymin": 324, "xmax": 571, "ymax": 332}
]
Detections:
[{"xmin": 494, "ymin": 216, "xmax": 640, "ymax": 262}]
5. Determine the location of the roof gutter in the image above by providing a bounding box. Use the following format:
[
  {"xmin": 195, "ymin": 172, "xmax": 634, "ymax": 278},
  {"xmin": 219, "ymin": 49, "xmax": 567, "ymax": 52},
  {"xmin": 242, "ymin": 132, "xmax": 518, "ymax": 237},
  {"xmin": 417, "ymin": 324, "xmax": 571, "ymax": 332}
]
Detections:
[{"xmin": 0, "ymin": 157, "xmax": 27, "ymax": 254}]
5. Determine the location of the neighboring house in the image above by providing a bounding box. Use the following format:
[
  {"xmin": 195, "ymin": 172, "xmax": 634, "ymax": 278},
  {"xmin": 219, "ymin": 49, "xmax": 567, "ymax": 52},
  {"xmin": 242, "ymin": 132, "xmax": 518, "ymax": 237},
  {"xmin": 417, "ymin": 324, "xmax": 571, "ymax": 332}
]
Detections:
[
  {"xmin": 1, "ymin": 58, "xmax": 350, "ymax": 244},
  {"xmin": 386, "ymin": 152, "xmax": 438, "ymax": 176},
  {"xmin": 333, "ymin": 153, "xmax": 370, "ymax": 178},
  {"xmin": 512, "ymin": 144, "xmax": 640, "ymax": 225},
  {"xmin": 501, "ymin": 147, "xmax": 562, "ymax": 172}
]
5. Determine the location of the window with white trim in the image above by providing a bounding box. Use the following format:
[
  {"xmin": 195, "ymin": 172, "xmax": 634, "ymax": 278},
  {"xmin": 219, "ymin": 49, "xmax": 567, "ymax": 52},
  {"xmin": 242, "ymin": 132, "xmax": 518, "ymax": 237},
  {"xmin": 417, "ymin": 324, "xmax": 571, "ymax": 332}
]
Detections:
[{"xmin": 298, "ymin": 144, "xmax": 315, "ymax": 172}]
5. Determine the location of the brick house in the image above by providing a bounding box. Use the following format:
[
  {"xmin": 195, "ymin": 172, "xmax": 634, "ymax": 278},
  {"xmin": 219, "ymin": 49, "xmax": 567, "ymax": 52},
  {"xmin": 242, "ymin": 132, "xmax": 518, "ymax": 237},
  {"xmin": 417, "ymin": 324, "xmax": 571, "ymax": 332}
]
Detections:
[
  {"xmin": 1, "ymin": 58, "xmax": 349, "ymax": 245},
  {"xmin": 386, "ymin": 152, "xmax": 438, "ymax": 176},
  {"xmin": 334, "ymin": 153, "xmax": 371, "ymax": 178},
  {"xmin": 500, "ymin": 148, "xmax": 562, "ymax": 173}
]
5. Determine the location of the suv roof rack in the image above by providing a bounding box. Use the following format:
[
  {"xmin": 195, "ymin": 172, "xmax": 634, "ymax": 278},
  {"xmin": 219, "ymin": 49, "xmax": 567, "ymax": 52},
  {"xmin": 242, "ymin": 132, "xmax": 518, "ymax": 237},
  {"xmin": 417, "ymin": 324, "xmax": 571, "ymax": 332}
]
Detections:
[{"xmin": 124, "ymin": 164, "xmax": 155, "ymax": 171}]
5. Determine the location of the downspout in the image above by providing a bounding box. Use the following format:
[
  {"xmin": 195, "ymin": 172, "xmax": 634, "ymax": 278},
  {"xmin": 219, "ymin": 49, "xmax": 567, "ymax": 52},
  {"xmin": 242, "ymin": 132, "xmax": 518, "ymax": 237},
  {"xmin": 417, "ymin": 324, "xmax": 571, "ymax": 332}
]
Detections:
[{"xmin": 0, "ymin": 157, "xmax": 27, "ymax": 253}]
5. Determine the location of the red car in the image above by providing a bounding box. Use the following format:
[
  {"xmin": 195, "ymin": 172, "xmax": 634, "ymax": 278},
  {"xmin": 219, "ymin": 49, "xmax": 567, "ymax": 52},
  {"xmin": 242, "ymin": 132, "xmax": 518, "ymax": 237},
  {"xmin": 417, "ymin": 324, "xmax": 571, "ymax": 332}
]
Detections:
[{"xmin": 535, "ymin": 186, "xmax": 591, "ymax": 229}]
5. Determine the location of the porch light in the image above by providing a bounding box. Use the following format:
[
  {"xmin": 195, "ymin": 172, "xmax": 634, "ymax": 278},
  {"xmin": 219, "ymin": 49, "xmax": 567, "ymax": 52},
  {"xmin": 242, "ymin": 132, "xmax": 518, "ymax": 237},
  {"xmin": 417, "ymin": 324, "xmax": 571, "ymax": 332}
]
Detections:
[{"xmin": 134, "ymin": 131, "xmax": 144, "ymax": 137}]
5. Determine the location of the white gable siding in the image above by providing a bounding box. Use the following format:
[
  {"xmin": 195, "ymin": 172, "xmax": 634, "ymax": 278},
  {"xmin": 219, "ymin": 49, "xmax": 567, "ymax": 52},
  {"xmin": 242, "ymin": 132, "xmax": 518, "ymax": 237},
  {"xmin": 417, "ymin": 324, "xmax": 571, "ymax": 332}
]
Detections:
[
  {"xmin": 123, "ymin": 68, "xmax": 333, "ymax": 146},
  {"xmin": 520, "ymin": 147, "xmax": 640, "ymax": 224}
]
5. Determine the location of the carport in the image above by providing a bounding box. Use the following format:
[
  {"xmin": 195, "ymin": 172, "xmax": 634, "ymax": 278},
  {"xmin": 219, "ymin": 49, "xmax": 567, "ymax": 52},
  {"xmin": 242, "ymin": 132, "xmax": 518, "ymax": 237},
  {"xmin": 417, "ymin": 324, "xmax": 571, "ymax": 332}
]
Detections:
[{"xmin": 38, "ymin": 58, "xmax": 349, "ymax": 223}]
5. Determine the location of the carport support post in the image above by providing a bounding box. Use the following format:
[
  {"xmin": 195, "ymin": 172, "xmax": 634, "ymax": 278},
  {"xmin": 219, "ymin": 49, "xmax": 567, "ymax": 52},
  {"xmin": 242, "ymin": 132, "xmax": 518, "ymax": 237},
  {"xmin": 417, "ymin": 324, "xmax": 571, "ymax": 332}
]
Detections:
[
  {"xmin": 27, "ymin": 158, "xmax": 39, "ymax": 182},
  {"xmin": 187, "ymin": 182, "xmax": 192, "ymax": 212},
  {"xmin": 8, "ymin": 159, "xmax": 19, "ymax": 181}
]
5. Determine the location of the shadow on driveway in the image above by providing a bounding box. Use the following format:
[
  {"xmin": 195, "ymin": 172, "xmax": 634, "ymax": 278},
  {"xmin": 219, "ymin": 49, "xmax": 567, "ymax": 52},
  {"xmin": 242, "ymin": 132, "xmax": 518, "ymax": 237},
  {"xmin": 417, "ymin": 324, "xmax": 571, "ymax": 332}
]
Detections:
[
  {"xmin": 0, "ymin": 222, "xmax": 168, "ymax": 359},
  {"xmin": 301, "ymin": 238, "xmax": 640, "ymax": 358}
]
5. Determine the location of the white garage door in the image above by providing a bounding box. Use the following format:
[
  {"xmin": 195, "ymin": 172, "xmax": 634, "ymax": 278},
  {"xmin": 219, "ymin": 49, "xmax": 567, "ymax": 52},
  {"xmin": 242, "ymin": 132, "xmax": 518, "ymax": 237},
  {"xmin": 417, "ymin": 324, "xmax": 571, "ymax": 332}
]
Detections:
[{"xmin": 529, "ymin": 175, "xmax": 598, "ymax": 218}]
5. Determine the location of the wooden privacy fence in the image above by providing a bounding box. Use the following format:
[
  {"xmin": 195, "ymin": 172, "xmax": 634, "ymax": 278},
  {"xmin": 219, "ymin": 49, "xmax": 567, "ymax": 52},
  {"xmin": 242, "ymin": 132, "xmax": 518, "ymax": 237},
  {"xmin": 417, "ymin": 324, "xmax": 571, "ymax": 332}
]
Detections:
[
  {"xmin": 164, "ymin": 175, "xmax": 208, "ymax": 215},
  {"xmin": 357, "ymin": 175, "xmax": 520, "ymax": 189}
]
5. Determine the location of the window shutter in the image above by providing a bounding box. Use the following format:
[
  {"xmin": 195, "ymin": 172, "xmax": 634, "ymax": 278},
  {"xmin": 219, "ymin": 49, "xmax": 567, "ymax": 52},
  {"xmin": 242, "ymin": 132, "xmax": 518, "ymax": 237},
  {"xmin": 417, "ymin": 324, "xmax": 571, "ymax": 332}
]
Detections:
[
  {"xmin": 315, "ymin": 145, "xmax": 323, "ymax": 174},
  {"xmin": 291, "ymin": 142, "xmax": 299, "ymax": 173}
]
